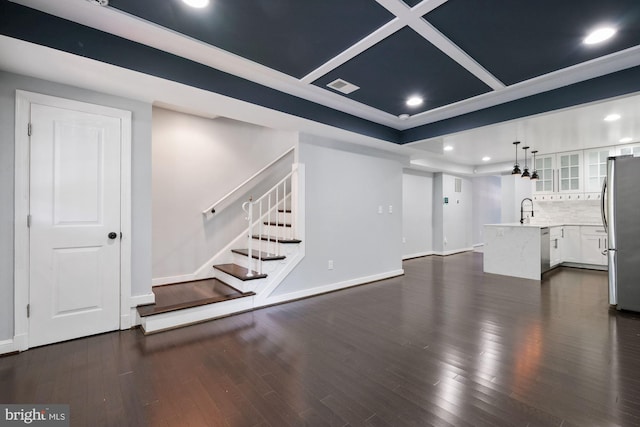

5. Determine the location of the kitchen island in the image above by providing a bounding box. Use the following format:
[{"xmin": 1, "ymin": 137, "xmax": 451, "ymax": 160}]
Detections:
[{"xmin": 483, "ymin": 223, "xmax": 551, "ymax": 280}]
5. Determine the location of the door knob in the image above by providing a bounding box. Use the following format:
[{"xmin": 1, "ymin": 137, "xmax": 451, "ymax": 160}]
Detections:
[{"xmin": 108, "ymin": 232, "xmax": 118, "ymax": 240}]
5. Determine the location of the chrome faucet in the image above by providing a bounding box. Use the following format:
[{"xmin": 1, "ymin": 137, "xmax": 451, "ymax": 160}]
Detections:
[{"xmin": 520, "ymin": 198, "xmax": 534, "ymax": 224}]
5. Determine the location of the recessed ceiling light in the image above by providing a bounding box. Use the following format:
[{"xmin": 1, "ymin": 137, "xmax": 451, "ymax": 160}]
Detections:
[
  {"xmin": 584, "ymin": 27, "xmax": 616, "ymax": 45},
  {"xmin": 604, "ymin": 114, "xmax": 621, "ymax": 122},
  {"xmin": 183, "ymin": 0, "xmax": 209, "ymax": 8},
  {"xmin": 443, "ymin": 145, "xmax": 454, "ymax": 151},
  {"xmin": 482, "ymin": 156, "xmax": 491, "ymax": 161},
  {"xmin": 620, "ymin": 137, "xmax": 633, "ymax": 143},
  {"xmin": 406, "ymin": 96, "xmax": 423, "ymax": 107}
]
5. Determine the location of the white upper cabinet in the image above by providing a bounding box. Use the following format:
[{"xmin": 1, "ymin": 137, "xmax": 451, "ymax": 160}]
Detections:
[
  {"xmin": 533, "ymin": 151, "xmax": 583, "ymax": 196},
  {"xmin": 534, "ymin": 154, "xmax": 555, "ymax": 193},
  {"xmin": 616, "ymin": 143, "xmax": 640, "ymax": 156},
  {"xmin": 533, "ymin": 144, "xmax": 637, "ymax": 201},
  {"xmin": 584, "ymin": 147, "xmax": 614, "ymax": 194},
  {"xmin": 557, "ymin": 151, "xmax": 583, "ymax": 193}
]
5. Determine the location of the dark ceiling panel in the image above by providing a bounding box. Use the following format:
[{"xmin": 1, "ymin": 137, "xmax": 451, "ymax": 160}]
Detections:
[
  {"xmin": 0, "ymin": 1, "xmax": 400, "ymax": 143},
  {"xmin": 401, "ymin": 0, "xmax": 423, "ymax": 7},
  {"xmin": 312, "ymin": 27, "xmax": 492, "ymax": 116},
  {"xmin": 107, "ymin": 0, "xmax": 393, "ymax": 79},
  {"xmin": 425, "ymin": 0, "xmax": 640, "ymax": 85}
]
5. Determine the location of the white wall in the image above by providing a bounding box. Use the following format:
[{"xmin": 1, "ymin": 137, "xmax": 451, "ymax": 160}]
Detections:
[
  {"xmin": 272, "ymin": 134, "xmax": 405, "ymax": 296},
  {"xmin": 471, "ymin": 175, "xmax": 502, "ymax": 245},
  {"xmin": 432, "ymin": 174, "xmax": 444, "ymax": 253},
  {"xmin": 152, "ymin": 107, "xmax": 297, "ymax": 280},
  {"xmin": 0, "ymin": 71, "xmax": 152, "ymax": 341},
  {"xmin": 432, "ymin": 173, "xmax": 473, "ymax": 253},
  {"xmin": 402, "ymin": 170, "xmax": 433, "ymax": 258},
  {"xmin": 501, "ymin": 174, "xmax": 533, "ymax": 223}
]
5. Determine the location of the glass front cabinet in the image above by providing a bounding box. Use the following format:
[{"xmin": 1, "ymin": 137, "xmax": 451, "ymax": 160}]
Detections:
[
  {"xmin": 584, "ymin": 147, "xmax": 615, "ymax": 196},
  {"xmin": 533, "ymin": 151, "xmax": 583, "ymax": 198},
  {"xmin": 617, "ymin": 143, "xmax": 640, "ymax": 156},
  {"xmin": 533, "ymin": 144, "xmax": 638, "ymax": 201}
]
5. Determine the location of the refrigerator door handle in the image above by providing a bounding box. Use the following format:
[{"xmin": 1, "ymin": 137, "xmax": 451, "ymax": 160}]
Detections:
[{"xmin": 601, "ymin": 176, "xmax": 608, "ymax": 233}]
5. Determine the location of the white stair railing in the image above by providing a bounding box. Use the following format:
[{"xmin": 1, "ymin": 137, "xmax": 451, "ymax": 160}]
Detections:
[
  {"xmin": 203, "ymin": 146, "xmax": 295, "ymax": 216},
  {"xmin": 242, "ymin": 164, "xmax": 298, "ymax": 276}
]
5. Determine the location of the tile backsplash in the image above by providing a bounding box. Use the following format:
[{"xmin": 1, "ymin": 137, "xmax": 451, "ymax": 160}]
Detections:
[{"xmin": 529, "ymin": 200, "xmax": 602, "ymax": 225}]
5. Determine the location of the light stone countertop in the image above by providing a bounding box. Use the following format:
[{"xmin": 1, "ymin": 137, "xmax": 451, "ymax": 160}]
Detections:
[{"xmin": 484, "ymin": 222, "xmax": 602, "ymax": 228}]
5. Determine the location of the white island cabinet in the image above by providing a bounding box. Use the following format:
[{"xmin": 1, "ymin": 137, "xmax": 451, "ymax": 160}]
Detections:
[{"xmin": 483, "ymin": 223, "xmax": 550, "ymax": 280}]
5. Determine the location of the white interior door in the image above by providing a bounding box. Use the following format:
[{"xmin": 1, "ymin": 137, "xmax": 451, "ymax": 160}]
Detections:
[{"xmin": 29, "ymin": 103, "xmax": 122, "ymax": 348}]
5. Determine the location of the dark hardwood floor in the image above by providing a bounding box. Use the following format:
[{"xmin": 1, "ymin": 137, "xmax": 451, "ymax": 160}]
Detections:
[{"xmin": 2, "ymin": 252, "xmax": 640, "ymax": 426}]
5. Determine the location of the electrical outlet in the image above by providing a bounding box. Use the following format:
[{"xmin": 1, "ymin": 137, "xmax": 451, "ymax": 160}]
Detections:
[
  {"xmin": 328, "ymin": 260, "xmax": 334, "ymax": 270},
  {"xmin": 388, "ymin": 205, "xmax": 393, "ymax": 214},
  {"xmin": 378, "ymin": 205, "xmax": 383, "ymax": 214},
  {"xmin": 444, "ymin": 237, "xmax": 448, "ymax": 246},
  {"xmin": 402, "ymin": 237, "xmax": 406, "ymax": 243}
]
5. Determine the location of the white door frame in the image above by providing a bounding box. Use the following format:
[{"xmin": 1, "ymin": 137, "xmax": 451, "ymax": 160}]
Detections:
[{"xmin": 14, "ymin": 90, "xmax": 132, "ymax": 351}]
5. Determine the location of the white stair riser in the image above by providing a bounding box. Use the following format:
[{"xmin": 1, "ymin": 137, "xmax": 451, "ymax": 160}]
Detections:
[
  {"xmin": 140, "ymin": 296, "xmax": 254, "ymax": 334},
  {"xmin": 214, "ymin": 268, "xmax": 266, "ymax": 293},
  {"xmin": 231, "ymin": 252, "xmax": 283, "ymax": 270},
  {"xmin": 258, "ymin": 211, "xmax": 291, "ymax": 225},
  {"xmin": 249, "ymin": 239, "xmax": 296, "ymax": 255},
  {"xmin": 260, "ymin": 224, "xmax": 294, "ymax": 239}
]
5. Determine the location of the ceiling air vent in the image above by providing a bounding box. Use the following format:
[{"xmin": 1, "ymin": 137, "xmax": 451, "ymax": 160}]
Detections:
[{"xmin": 327, "ymin": 79, "xmax": 360, "ymax": 95}]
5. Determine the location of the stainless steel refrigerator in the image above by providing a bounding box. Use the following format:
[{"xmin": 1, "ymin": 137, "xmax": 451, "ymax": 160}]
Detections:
[{"xmin": 602, "ymin": 155, "xmax": 640, "ymax": 311}]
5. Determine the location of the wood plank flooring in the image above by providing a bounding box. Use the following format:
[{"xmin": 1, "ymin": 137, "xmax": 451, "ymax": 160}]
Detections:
[{"xmin": 2, "ymin": 252, "xmax": 640, "ymax": 426}]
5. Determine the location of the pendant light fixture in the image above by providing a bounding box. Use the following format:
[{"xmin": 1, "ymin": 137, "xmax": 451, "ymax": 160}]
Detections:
[
  {"xmin": 511, "ymin": 141, "xmax": 521, "ymax": 175},
  {"xmin": 521, "ymin": 146, "xmax": 531, "ymax": 179},
  {"xmin": 530, "ymin": 150, "xmax": 539, "ymax": 180}
]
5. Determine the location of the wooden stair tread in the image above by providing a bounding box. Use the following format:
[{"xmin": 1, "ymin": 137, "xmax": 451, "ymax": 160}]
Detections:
[
  {"xmin": 231, "ymin": 248, "xmax": 285, "ymax": 261},
  {"xmin": 138, "ymin": 278, "xmax": 253, "ymax": 317},
  {"xmin": 214, "ymin": 263, "xmax": 267, "ymax": 281},
  {"xmin": 252, "ymin": 235, "xmax": 302, "ymax": 244},
  {"xmin": 263, "ymin": 221, "xmax": 292, "ymax": 227}
]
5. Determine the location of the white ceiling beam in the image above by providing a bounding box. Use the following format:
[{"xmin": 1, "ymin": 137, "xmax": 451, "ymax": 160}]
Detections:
[
  {"xmin": 408, "ymin": 19, "xmax": 505, "ymax": 90},
  {"xmin": 300, "ymin": 18, "xmax": 404, "ymax": 84}
]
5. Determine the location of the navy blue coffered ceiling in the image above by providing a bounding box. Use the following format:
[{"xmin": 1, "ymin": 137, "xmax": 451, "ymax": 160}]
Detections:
[
  {"xmin": 425, "ymin": 0, "xmax": 640, "ymax": 85},
  {"xmin": 312, "ymin": 27, "xmax": 492, "ymax": 116},
  {"xmin": 3, "ymin": 0, "xmax": 640, "ymax": 145},
  {"xmin": 108, "ymin": 0, "xmax": 393, "ymax": 79}
]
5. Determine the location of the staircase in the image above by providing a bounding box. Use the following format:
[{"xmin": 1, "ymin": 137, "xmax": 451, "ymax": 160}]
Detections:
[{"xmin": 138, "ymin": 164, "xmax": 304, "ymax": 334}]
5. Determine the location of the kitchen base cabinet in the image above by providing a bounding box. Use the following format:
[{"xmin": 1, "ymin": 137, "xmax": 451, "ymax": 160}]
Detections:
[
  {"xmin": 550, "ymin": 227, "xmax": 563, "ymax": 267},
  {"xmin": 580, "ymin": 227, "xmax": 607, "ymax": 266},
  {"xmin": 562, "ymin": 226, "xmax": 582, "ymax": 263}
]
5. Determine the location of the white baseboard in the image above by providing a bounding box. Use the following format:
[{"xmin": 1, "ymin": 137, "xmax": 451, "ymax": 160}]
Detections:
[
  {"xmin": 402, "ymin": 251, "xmax": 434, "ymax": 260},
  {"xmin": 0, "ymin": 333, "xmax": 27, "ymax": 355},
  {"xmin": 0, "ymin": 338, "xmax": 16, "ymax": 355},
  {"xmin": 433, "ymin": 247, "xmax": 474, "ymax": 256},
  {"xmin": 260, "ymin": 269, "xmax": 405, "ymax": 307}
]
